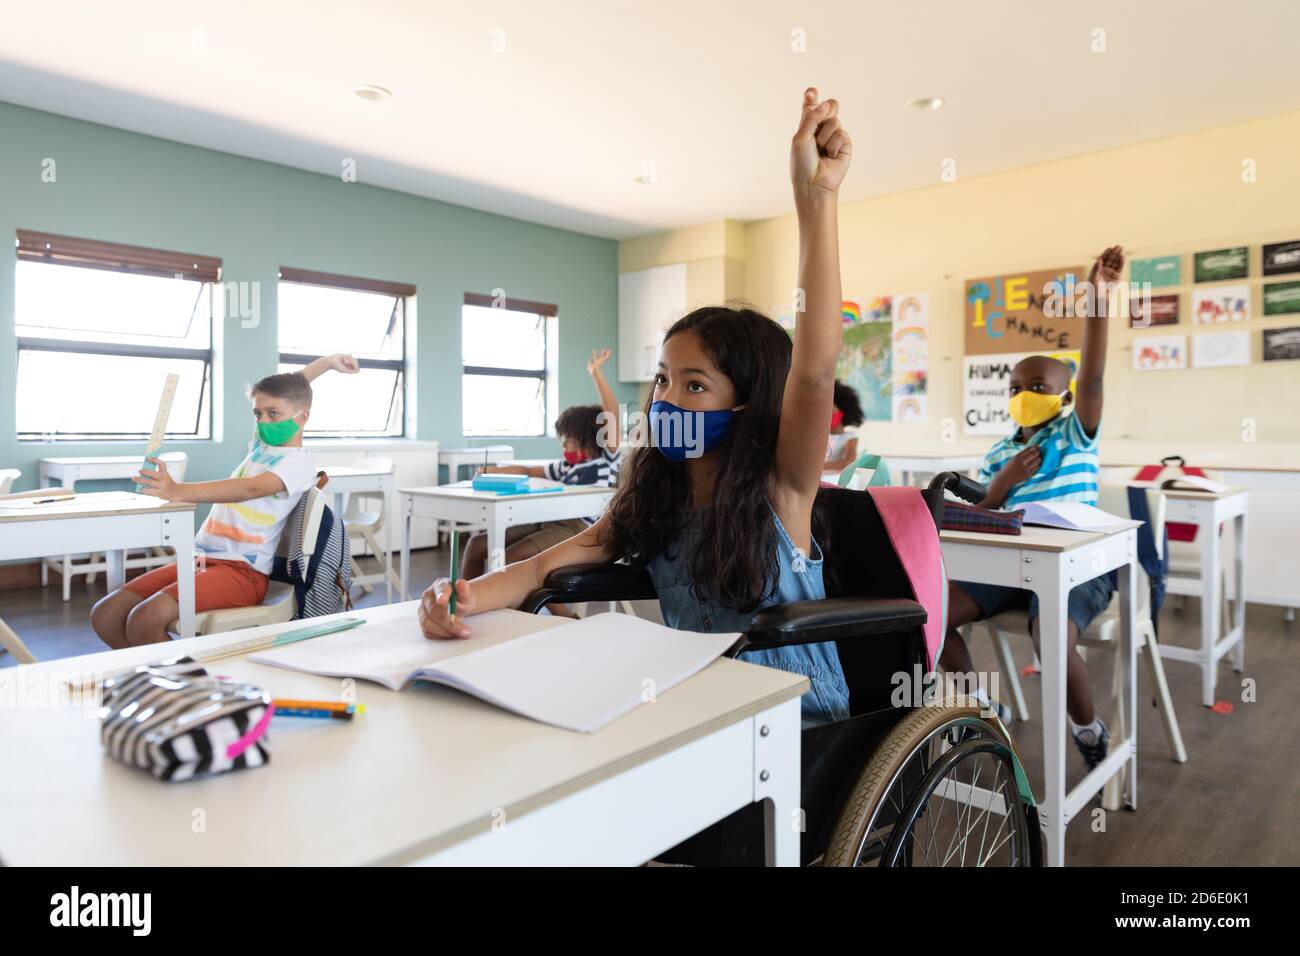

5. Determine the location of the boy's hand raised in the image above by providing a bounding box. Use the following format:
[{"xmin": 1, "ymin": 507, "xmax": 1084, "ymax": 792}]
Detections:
[
  {"xmin": 586, "ymin": 348, "xmax": 611, "ymax": 376},
  {"xmin": 419, "ymin": 578, "xmax": 475, "ymax": 640},
  {"xmin": 330, "ymin": 353, "xmax": 360, "ymax": 374},
  {"xmin": 1088, "ymin": 246, "xmax": 1125, "ymax": 286},
  {"xmin": 791, "ymin": 87, "xmax": 852, "ymax": 202}
]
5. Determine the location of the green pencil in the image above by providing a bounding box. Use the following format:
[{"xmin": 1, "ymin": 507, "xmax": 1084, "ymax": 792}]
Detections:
[{"xmin": 449, "ymin": 528, "xmax": 460, "ymax": 623}]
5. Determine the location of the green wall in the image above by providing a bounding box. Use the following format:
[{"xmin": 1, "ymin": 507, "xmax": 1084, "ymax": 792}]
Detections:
[{"xmin": 0, "ymin": 101, "xmax": 630, "ymax": 492}]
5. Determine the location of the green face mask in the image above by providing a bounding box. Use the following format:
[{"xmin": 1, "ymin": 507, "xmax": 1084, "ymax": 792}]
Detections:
[{"xmin": 256, "ymin": 414, "xmax": 302, "ymax": 446}]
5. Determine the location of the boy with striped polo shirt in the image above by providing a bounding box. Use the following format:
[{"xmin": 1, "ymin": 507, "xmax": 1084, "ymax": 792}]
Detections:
[{"xmin": 941, "ymin": 246, "xmax": 1125, "ymax": 771}]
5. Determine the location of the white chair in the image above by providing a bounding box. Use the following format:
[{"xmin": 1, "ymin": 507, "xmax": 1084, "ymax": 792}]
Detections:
[
  {"xmin": 341, "ymin": 456, "xmax": 400, "ymax": 596},
  {"xmin": 0, "ymin": 470, "xmax": 39, "ymax": 663},
  {"xmin": 168, "ymin": 484, "xmax": 325, "ymax": 636},
  {"xmin": 58, "ymin": 452, "xmax": 190, "ymax": 599},
  {"xmin": 0, "ymin": 469, "xmax": 20, "ymax": 495},
  {"xmin": 967, "ymin": 484, "xmax": 1188, "ymax": 782}
]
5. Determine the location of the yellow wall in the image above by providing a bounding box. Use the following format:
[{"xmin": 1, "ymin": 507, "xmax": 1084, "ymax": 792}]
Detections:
[{"xmin": 741, "ymin": 108, "xmax": 1300, "ymax": 449}]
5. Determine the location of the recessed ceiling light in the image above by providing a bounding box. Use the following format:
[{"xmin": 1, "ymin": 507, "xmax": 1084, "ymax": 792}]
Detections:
[
  {"xmin": 906, "ymin": 96, "xmax": 946, "ymax": 111},
  {"xmin": 353, "ymin": 84, "xmax": 392, "ymax": 102}
]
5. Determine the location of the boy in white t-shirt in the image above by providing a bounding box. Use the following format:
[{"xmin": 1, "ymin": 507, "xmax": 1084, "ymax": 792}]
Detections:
[{"xmin": 90, "ymin": 353, "xmax": 358, "ymax": 647}]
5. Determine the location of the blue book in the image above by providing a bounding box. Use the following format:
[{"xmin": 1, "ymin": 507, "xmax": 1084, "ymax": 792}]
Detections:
[{"xmin": 472, "ymin": 474, "xmax": 530, "ymax": 493}]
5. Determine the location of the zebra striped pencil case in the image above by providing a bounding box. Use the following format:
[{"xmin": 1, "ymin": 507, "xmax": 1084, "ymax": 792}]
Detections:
[{"xmin": 100, "ymin": 657, "xmax": 272, "ymax": 782}]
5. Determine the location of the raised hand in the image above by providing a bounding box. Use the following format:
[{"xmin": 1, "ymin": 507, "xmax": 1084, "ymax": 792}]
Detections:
[
  {"xmin": 790, "ymin": 87, "xmax": 853, "ymax": 202},
  {"xmin": 587, "ymin": 348, "xmax": 612, "ymax": 376},
  {"xmin": 331, "ymin": 353, "xmax": 360, "ymax": 374},
  {"xmin": 1088, "ymin": 246, "xmax": 1126, "ymax": 286}
]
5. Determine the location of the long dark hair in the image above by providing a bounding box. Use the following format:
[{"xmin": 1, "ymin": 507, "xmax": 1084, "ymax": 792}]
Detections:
[
  {"xmin": 833, "ymin": 380, "xmax": 865, "ymax": 427},
  {"xmin": 600, "ymin": 306, "xmax": 825, "ymax": 612}
]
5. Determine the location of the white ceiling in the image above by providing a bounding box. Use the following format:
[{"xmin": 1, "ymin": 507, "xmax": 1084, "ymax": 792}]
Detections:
[{"xmin": 1, "ymin": 0, "xmax": 1299, "ymax": 240}]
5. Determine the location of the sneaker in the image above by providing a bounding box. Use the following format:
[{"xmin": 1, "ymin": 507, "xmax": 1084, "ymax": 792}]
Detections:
[
  {"xmin": 974, "ymin": 691, "xmax": 1014, "ymax": 726},
  {"xmin": 1072, "ymin": 719, "xmax": 1110, "ymax": 771}
]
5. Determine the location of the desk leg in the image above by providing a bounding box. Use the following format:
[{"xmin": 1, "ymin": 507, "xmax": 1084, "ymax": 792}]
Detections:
[
  {"xmin": 384, "ymin": 476, "xmax": 395, "ymax": 605},
  {"xmin": 1036, "ymin": 573, "xmax": 1069, "ymax": 867},
  {"xmin": 755, "ymin": 697, "xmax": 801, "ymax": 867},
  {"xmin": 105, "ymin": 550, "xmax": 126, "ymax": 592},
  {"xmin": 1117, "ymin": 555, "xmax": 1138, "ymax": 810},
  {"xmin": 401, "ymin": 500, "xmax": 412, "ymax": 602},
  {"xmin": 1199, "ymin": 511, "xmax": 1222, "ymax": 707},
  {"xmin": 1231, "ymin": 510, "xmax": 1248, "ymax": 674},
  {"xmin": 486, "ymin": 509, "xmax": 506, "ymax": 573},
  {"xmin": 171, "ymin": 518, "xmax": 196, "ymax": 640}
]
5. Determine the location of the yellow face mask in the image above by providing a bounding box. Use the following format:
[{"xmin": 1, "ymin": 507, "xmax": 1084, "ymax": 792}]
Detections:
[{"xmin": 1008, "ymin": 390, "xmax": 1067, "ymax": 427}]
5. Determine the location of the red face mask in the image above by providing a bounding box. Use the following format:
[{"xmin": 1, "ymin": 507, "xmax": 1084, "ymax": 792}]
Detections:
[
  {"xmin": 563, "ymin": 450, "xmax": 589, "ymax": 465},
  {"xmin": 830, "ymin": 410, "xmax": 844, "ymax": 429}
]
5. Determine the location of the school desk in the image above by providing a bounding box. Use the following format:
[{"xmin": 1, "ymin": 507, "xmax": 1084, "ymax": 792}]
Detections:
[
  {"xmin": 321, "ymin": 464, "xmax": 399, "ymax": 603},
  {"xmin": 1153, "ymin": 488, "xmax": 1249, "ymax": 708},
  {"xmin": 0, "ymin": 492, "xmax": 198, "ymax": 642},
  {"xmin": 941, "ymin": 520, "xmax": 1142, "ymax": 867},
  {"xmin": 398, "ymin": 482, "xmax": 614, "ymax": 600},
  {"xmin": 0, "ymin": 602, "xmax": 806, "ymax": 866},
  {"xmin": 433, "ymin": 445, "xmax": 516, "ymax": 545},
  {"xmin": 38, "ymin": 453, "xmax": 189, "ymax": 600}
]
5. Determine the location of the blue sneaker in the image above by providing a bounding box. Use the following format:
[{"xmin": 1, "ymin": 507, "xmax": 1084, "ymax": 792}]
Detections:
[{"xmin": 1072, "ymin": 719, "xmax": 1110, "ymax": 771}]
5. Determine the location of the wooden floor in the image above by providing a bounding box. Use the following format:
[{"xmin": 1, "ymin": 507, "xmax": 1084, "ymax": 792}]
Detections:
[{"xmin": 2, "ymin": 552, "xmax": 1296, "ymax": 866}]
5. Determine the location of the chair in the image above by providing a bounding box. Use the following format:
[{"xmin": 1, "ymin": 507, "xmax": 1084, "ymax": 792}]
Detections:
[
  {"xmin": 341, "ymin": 456, "xmax": 400, "ymax": 596},
  {"xmin": 0, "ymin": 469, "xmax": 20, "ymax": 495},
  {"xmin": 168, "ymin": 483, "xmax": 327, "ymax": 636},
  {"xmin": 520, "ymin": 473, "xmax": 1044, "ymax": 867},
  {"xmin": 967, "ymin": 484, "xmax": 1189, "ymax": 784}
]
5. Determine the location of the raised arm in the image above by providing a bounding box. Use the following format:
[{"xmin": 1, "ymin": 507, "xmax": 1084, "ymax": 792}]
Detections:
[
  {"xmin": 418, "ymin": 518, "xmax": 613, "ymax": 639},
  {"xmin": 773, "ymin": 88, "xmax": 853, "ymax": 505},
  {"xmin": 301, "ymin": 352, "xmax": 360, "ymax": 382},
  {"xmin": 587, "ymin": 348, "xmax": 621, "ymax": 452},
  {"xmin": 1074, "ymin": 245, "xmax": 1124, "ymax": 436}
]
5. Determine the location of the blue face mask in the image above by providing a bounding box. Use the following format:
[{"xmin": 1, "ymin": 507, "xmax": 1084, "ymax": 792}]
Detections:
[{"xmin": 648, "ymin": 400, "xmax": 740, "ymax": 462}]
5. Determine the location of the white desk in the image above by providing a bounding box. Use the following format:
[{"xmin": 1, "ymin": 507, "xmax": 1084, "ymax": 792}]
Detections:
[
  {"xmin": 0, "ymin": 493, "xmax": 198, "ymax": 645},
  {"xmin": 38, "ymin": 453, "xmax": 189, "ymax": 600},
  {"xmin": 1157, "ymin": 488, "xmax": 1249, "ymax": 708},
  {"xmin": 887, "ymin": 453, "xmax": 983, "ymax": 486},
  {"xmin": 941, "ymin": 521, "xmax": 1141, "ymax": 867},
  {"xmin": 321, "ymin": 464, "xmax": 398, "ymax": 604},
  {"xmin": 434, "ymin": 446, "xmax": 517, "ymax": 544},
  {"xmin": 400, "ymin": 482, "xmax": 615, "ymax": 599},
  {"xmin": 0, "ymin": 602, "xmax": 805, "ymax": 866}
]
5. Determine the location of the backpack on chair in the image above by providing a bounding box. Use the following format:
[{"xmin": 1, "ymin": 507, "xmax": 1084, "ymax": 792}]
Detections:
[{"xmin": 272, "ymin": 484, "xmax": 354, "ymax": 619}]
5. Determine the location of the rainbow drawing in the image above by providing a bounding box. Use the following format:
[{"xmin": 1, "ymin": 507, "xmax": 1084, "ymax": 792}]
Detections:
[{"xmin": 841, "ymin": 300, "xmax": 861, "ymax": 324}]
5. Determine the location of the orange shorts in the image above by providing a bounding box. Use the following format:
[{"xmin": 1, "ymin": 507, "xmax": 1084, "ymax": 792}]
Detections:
[{"xmin": 123, "ymin": 558, "xmax": 269, "ymax": 611}]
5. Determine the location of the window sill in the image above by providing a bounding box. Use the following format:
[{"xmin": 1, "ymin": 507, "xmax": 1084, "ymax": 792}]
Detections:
[{"xmin": 304, "ymin": 437, "xmax": 440, "ymax": 452}]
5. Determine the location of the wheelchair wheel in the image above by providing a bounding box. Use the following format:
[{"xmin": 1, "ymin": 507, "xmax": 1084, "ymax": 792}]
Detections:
[{"xmin": 821, "ymin": 695, "xmax": 1038, "ymax": 867}]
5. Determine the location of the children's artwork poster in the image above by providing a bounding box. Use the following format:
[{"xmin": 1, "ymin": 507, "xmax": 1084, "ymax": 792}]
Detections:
[
  {"xmin": 890, "ymin": 292, "xmax": 928, "ymax": 422},
  {"xmin": 1191, "ymin": 329, "xmax": 1250, "ymax": 368},
  {"xmin": 1262, "ymin": 327, "xmax": 1300, "ymax": 361},
  {"xmin": 1132, "ymin": 334, "xmax": 1187, "ymax": 372},
  {"xmin": 837, "ymin": 298, "xmax": 892, "ymax": 422},
  {"xmin": 1192, "ymin": 285, "xmax": 1250, "ymax": 324},
  {"xmin": 1129, "ymin": 255, "xmax": 1182, "ymax": 288},
  {"xmin": 1129, "ymin": 293, "xmax": 1179, "ymax": 328},
  {"xmin": 962, "ymin": 349, "xmax": 1080, "ymax": 436},
  {"xmin": 1262, "ymin": 240, "xmax": 1300, "ymax": 277},
  {"xmin": 1263, "ymin": 281, "xmax": 1300, "ymax": 316},
  {"xmin": 964, "ymin": 266, "xmax": 1085, "ymax": 356},
  {"xmin": 1193, "ymin": 247, "xmax": 1248, "ymax": 283}
]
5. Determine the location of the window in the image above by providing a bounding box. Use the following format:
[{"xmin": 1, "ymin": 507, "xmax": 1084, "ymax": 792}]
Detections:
[
  {"xmin": 462, "ymin": 293, "xmax": 558, "ymax": 437},
  {"xmin": 14, "ymin": 230, "xmax": 217, "ymax": 441},
  {"xmin": 276, "ymin": 267, "xmax": 412, "ymax": 438}
]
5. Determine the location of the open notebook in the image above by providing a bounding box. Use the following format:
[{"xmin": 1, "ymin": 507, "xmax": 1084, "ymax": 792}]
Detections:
[
  {"xmin": 1017, "ymin": 501, "xmax": 1130, "ymax": 531},
  {"xmin": 249, "ymin": 611, "xmax": 740, "ymax": 733}
]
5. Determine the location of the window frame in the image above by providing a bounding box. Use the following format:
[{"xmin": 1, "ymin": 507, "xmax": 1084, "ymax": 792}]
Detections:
[
  {"xmin": 276, "ymin": 267, "xmax": 414, "ymax": 439},
  {"xmin": 461, "ymin": 292, "xmax": 558, "ymax": 438},
  {"xmin": 14, "ymin": 229, "xmax": 219, "ymax": 443}
]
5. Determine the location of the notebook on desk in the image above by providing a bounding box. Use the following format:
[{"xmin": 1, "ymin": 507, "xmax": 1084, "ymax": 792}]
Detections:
[
  {"xmin": 1017, "ymin": 501, "xmax": 1130, "ymax": 532},
  {"xmin": 249, "ymin": 610, "xmax": 740, "ymax": 733}
]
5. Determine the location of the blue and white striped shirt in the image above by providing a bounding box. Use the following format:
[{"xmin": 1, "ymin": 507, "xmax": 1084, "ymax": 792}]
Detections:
[{"xmin": 979, "ymin": 412, "xmax": 1100, "ymax": 508}]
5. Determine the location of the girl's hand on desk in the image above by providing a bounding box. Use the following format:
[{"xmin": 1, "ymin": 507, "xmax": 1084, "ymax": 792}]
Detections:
[{"xmin": 419, "ymin": 578, "xmax": 474, "ymax": 639}]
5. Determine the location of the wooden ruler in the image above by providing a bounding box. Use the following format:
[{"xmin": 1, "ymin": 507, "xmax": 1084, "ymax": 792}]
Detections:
[{"xmin": 134, "ymin": 372, "xmax": 179, "ymax": 492}]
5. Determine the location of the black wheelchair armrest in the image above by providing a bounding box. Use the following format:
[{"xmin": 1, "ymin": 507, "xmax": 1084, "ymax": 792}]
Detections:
[
  {"xmin": 519, "ymin": 563, "xmax": 657, "ymax": 613},
  {"xmin": 739, "ymin": 597, "xmax": 927, "ymax": 652}
]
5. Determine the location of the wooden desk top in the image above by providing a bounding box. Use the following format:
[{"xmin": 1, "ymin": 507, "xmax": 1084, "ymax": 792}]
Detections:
[
  {"xmin": 0, "ymin": 492, "xmax": 194, "ymax": 524},
  {"xmin": 0, "ymin": 604, "xmax": 804, "ymax": 866},
  {"xmin": 941, "ymin": 520, "xmax": 1141, "ymax": 553}
]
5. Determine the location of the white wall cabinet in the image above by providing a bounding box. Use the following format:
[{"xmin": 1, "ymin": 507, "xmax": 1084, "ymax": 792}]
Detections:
[{"xmin": 618, "ymin": 263, "xmax": 687, "ymax": 382}]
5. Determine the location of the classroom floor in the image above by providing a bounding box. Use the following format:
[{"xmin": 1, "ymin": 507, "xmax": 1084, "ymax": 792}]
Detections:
[{"xmin": 2, "ymin": 550, "xmax": 1296, "ymax": 866}]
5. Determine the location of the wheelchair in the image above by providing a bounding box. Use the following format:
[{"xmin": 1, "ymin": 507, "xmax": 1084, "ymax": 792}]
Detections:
[{"xmin": 521, "ymin": 472, "xmax": 1043, "ymax": 867}]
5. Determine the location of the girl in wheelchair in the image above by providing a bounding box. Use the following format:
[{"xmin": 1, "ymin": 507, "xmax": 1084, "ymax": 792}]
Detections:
[{"xmin": 420, "ymin": 86, "xmax": 855, "ymax": 725}]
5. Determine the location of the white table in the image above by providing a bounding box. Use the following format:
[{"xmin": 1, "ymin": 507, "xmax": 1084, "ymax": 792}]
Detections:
[
  {"xmin": 1157, "ymin": 488, "xmax": 1249, "ymax": 707},
  {"xmin": 887, "ymin": 453, "xmax": 983, "ymax": 486},
  {"xmin": 941, "ymin": 521, "xmax": 1141, "ymax": 867},
  {"xmin": 39, "ymin": 453, "xmax": 189, "ymax": 600},
  {"xmin": 0, "ymin": 493, "xmax": 198, "ymax": 647},
  {"xmin": 434, "ymin": 446, "xmax": 517, "ymax": 544},
  {"xmin": 0, "ymin": 602, "xmax": 805, "ymax": 866},
  {"xmin": 400, "ymin": 482, "xmax": 615, "ymax": 599},
  {"xmin": 321, "ymin": 464, "xmax": 398, "ymax": 604}
]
